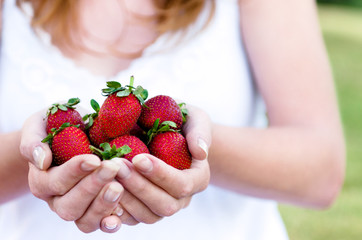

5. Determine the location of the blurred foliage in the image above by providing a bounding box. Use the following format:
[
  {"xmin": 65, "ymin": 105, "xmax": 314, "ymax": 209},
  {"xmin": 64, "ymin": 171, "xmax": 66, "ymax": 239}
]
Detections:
[{"xmin": 317, "ymin": 0, "xmax": 362, "ymax": 8}]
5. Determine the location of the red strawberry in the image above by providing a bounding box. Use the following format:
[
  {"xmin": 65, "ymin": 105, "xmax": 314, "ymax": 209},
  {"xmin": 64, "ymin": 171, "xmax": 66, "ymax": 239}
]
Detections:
[
  {"xmin": 129, "ymin": 123, "xmax": 147, "ymax": 143},
  {"xmin": 42, "ymin": 123, "xmax": 92, "ymax": 165},
  {"xmin": 98, "ymin": 77, "xmax": 148, "ymax": 139},
  {"xmin": 138, "ymin": 95, "xmax": 187, "ymax": 131},
  {"xmin": 46, "ymin": 98, "xmax": 85, "ymax": 134},
  {"xmin": 83, "ymin": 99, "xmax": 112, "ymax": 147},
  {"xmin": 88, "ymin": 117, "xmax": 113, "ymax": 147},
  {"xmin": 109, "ymin": 135, "xmax": 149, "ymax": 161},
  {"xmin": 148, "ymin": 131, "xmax": 192, "ymax": 170}
]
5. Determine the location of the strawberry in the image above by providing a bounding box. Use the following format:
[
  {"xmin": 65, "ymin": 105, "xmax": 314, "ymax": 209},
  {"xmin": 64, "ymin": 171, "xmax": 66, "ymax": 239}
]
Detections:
[
  {"xmin": 109, "ymin": 135, "xmax": 150, "ymax": 161},
  {"xmin": 138, "ymin": 95, "xmax": 187, "ymax": 131},
  {"xmin": 148, "ymin": 131, "xmax": 192, "ymax": 170},
  {"xmin": 83, "ymin": 99, "xmax": 113, "ymax": 147},
  {"xmin": 98, "ymin": 76, "xmax": 148, "ymax": 139},
  {"xmin": 46, "ymin": 98, "xmax": 85, "ymax": 134},
  {"xmin": 147, "ymin": 120, "xmax": 192, "ymax": 170},
  {"xmin": 42, "ymin": 123, "xmax": 92, "ymax": 165},
  {"xmin": 129, "ymin": 123, "xmax": 148, "ymax": 143}
]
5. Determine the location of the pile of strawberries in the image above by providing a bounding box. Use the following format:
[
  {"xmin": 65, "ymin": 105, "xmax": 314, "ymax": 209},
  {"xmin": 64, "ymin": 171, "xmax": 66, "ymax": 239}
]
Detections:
[{"xmin": 42, "ymin": 76, "xmax": 192, "ymax": 170}]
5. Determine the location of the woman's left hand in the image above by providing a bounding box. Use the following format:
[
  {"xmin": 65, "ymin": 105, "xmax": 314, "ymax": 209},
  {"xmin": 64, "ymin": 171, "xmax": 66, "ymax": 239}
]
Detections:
[{"xmin": 115, "ymin": 105, "xmax": 212, "ymax": 225}]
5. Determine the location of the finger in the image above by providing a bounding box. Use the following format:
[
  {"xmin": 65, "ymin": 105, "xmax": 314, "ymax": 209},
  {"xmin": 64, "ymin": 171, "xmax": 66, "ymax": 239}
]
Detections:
[
  {"xmin": 49, "ymin": 159, "xmax": 121, "ymax": 221},
  {"xmin": 20, "ymin": 110, "xmax": 53, "ymax": 170},
  {"xmin": 119, "ymin": 190, "xmax": 163, "ymax": 224},
  {"xmin": 117, "ymin": 206, "xmax": 139, "ymax": 226},
  {"xmin": 28, "ymin": 154, "xmax": 101, "ymax": 200},
  {"xmin": 116, "ymin": 159, "xmax": 189, "ymax": 217},
  {"xmin": 100, "ymin": 215, "xmax": 122, "ymax": 233},
  {"xmin": 75, "ymin": 181, "xmax": 123, "ymax": 233},
  {"xmin": 182, "ymin": 105, "xmax": 212, "ymax": 160},
  {"xmin": 132, "ymin": 154, "xmax": 210, "ymax": 199},
  {"xmin": 111, "ymin": 202, "xmax": 140, "ymax": 226}
]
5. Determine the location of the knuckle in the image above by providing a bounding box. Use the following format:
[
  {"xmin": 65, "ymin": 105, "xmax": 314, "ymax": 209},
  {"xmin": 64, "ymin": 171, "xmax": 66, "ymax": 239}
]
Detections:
[
  {"xmin": 56, "ymin": 206, "xmax": 78, "ymax": 221},
  {"xmin": 28, "ymin": 181, "xmax": 43, "ymax": 199},
  {"xmin": 29, "ymin": 187, "xmax": 43, "ymax": 200},
  {"xmin": 133, "ymin": 180, "xmax": 148, "ymax": 195},
  {"xmin": 159, "ymin": 201, "xmax": 179, "ymax": 217},
  {"xmin": 177, "ymin": 181, "xmax": 194, "ymax": 199},
  {"xmin": 136, "ymin": 210, "xmax": 163, "ymax": 224},
  {"xmin": 121, "ymin": 216, "xmax": 139, "ymax": 226},
  {"xmin": 143, "ymin": 216, "xmax": 162, "ymax": 224},
  {"xmin": 48, "ymin": 180, "xmax": 68, "ymax": 195},
  {"xmin": 199, "ymin": 178, "xmax": 209, "ymax": 192},
  {"xmin": 75, "ymin": 221, "xmax": 97, "ymax": 233}
]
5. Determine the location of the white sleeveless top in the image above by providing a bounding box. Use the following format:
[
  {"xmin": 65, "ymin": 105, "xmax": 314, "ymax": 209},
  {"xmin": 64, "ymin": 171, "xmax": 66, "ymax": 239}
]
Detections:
[{"xmin": 0, "ymin": 0, "xmax": 289, "ymax": 239}]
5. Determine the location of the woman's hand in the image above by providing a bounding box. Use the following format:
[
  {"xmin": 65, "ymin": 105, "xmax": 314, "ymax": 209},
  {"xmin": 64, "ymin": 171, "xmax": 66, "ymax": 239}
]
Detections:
[
  {"xmin": 115, "ymin": 105, "xmax": 212, "ymax": 225},
  {"xmin": 28, "ymin": 155, "xmax": 125, "ymax": 233},
  {"xmin": 19, "ymin": 110, "xmax": 126, "ymax": 233}
]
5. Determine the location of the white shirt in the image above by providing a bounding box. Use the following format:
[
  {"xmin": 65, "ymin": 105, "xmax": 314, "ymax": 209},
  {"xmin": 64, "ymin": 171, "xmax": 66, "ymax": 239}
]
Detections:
[{"xmin": 0, "ymin": 0, "xmax": 289, "ymax": 239}]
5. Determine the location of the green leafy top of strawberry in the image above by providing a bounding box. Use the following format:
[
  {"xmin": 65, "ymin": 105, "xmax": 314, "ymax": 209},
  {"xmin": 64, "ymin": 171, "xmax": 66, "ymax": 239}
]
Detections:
[
  {"xmin": 101, "ymin": 76, "xmax": 148, "ymax": 105},
  {"xmin": 178, "ymin": 102, "xmax": 188, "ymax": 124},
  {"xmin": 46, "ymin": 98, "xmax": 81, "ymax": 116},
  {"xmin": 83, "ymin": 99, "xmax": 101, "ymax": 129},
  {"xmin": 90, "ymin": 142, "xmax": 132, "ymax": 160},
  {"xmin": 42, "ymin": 122, "xmax": 80, "ymax": 146},
  {"xmin": 146, "ymin": 118, "xmax": 179, "ymax": 144}
]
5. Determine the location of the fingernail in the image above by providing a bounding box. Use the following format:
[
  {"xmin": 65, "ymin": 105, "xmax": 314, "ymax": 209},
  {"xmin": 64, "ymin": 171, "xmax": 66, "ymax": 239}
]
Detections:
[
  {"xmin": 104, "ymin": 184, "xmax": 122, "ymax": 202},
  {"xmin": 114, "ymin": 206, "xmax": 124, "ymax": 217},
  {"xmin": 33, "ymin": 146, "xmax": 45, "ymax": 170},
  {"xmin": 98, "ymin": 161, "xmax": 121, "ymax": 181},
  {"xmin": 117, "ymin": 161, "xmax": 131, "ymax": 179},
  {"xmin": 198, "ymin": 138, "xmax": 208, "ymax": 159},
  {"xmin": 81, "ymin": 158, "xmax": 101, "ymax": 171},
  {"xmin": 105, "ymin": 219, "xmax": 118, "ymax": 230},
  {"xmin": 132, "ymin": 155, "xmax": 153, "ymax": 173}
]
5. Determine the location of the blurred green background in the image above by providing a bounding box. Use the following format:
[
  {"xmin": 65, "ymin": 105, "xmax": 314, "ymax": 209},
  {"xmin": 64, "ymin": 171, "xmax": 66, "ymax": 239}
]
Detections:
[{"xmin": 279, "ymin": 2, "xmax": 362, "ymax": 240}]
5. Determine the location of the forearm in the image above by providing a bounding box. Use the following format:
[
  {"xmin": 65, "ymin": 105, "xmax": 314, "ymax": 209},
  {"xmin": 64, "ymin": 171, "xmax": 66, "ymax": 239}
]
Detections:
[
  {"xmin": 0, "ymin": 131, "xmax": 30, "ymax": 203},
  {"xmin": 208, "ymin": 123, "xmax": 345, "ymax": 209}
]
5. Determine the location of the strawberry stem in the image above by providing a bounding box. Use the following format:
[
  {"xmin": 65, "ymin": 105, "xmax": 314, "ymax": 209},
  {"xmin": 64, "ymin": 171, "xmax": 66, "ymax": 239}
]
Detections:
[
  {"xmin": 41, "ymin": 122, "xmax": 80, "ymax": 146},
  {"xmin": 146, "ymin": 118, "xmax": 178, "ymax": 144},
  {"xmin": 47, "ymin": 97, "xmax": 80, "ymax": 116},
  {"xmin": 90, "ymin": 143, "xmax": 132, "ymax": 160},
  {"xmin": 102, "ymin": 76, "xmax": 148, "ymax": 104},
  {"xmin": 83, "ymin": 99, "xmax": 100, "ymax": 129}
]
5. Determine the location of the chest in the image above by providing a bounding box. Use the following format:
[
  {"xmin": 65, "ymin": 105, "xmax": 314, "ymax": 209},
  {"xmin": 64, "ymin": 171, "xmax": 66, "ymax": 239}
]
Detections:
[{"xmin": 62, "ymin": 0, "xmax": 159, "ymax": 76}]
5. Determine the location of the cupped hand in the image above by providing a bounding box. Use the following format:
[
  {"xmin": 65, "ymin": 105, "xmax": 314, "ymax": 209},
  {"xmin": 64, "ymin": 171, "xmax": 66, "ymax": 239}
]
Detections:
[
  {"xmin": 115, "ymin": 104, "xmax": 212, "ymax": 225},
  {"xmin": 28, "ymin": 155, "xmax": 125, "ymax": 233},
  {"xmin": 19, "ymin": 110, "xmax": 126, "ymax": 233}
]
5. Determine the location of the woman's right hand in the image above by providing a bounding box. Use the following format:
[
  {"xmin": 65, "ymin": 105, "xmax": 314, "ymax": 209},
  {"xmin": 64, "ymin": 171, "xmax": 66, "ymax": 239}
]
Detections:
[{"xmin": 19, "ymin": 110, "xmax": 126, "ymax": 233}]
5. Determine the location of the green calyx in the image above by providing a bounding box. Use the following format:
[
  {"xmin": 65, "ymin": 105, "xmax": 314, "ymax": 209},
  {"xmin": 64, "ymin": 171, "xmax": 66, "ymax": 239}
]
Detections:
[
  {"xmin": 146, "ymin": 118, "xmax": 179, "ymax": 144},
  {"xmin": 90, "ymin": 142, "xmax": 132, "ymax": 160},
  {"xmin": 101, "ymin": 76, "xmax": 148, "ymax": 105},
  {"xmin": 47, "ymin": 97, "xmax": 80, "ymax": 116},
  {"xmin": 83, "ymin": 99, "xmax": 100, "ymax": 129},
  {"xmin": 41, "ymin": 122, "xmax": 80, "ymax": 146},
  {"xmin": 178, "ymin": 102, "xmax": 188, "ymax": 124}
]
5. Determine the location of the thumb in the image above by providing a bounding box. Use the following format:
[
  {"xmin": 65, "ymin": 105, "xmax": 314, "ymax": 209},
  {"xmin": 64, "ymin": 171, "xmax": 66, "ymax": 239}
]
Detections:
[
  {"xmin": 182, "ymin": 105, "xmax": 212, "ymax": 161},
  {"xmin": 20, "ymin": 110, "xmax": 53, "ymax": 170}
]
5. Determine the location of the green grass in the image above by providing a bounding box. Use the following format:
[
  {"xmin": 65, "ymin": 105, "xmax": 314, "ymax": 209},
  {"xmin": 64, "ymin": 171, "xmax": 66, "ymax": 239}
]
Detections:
[{"xmin": 279, "ymin": 4, "xmax": 362, "ymax": 240}]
